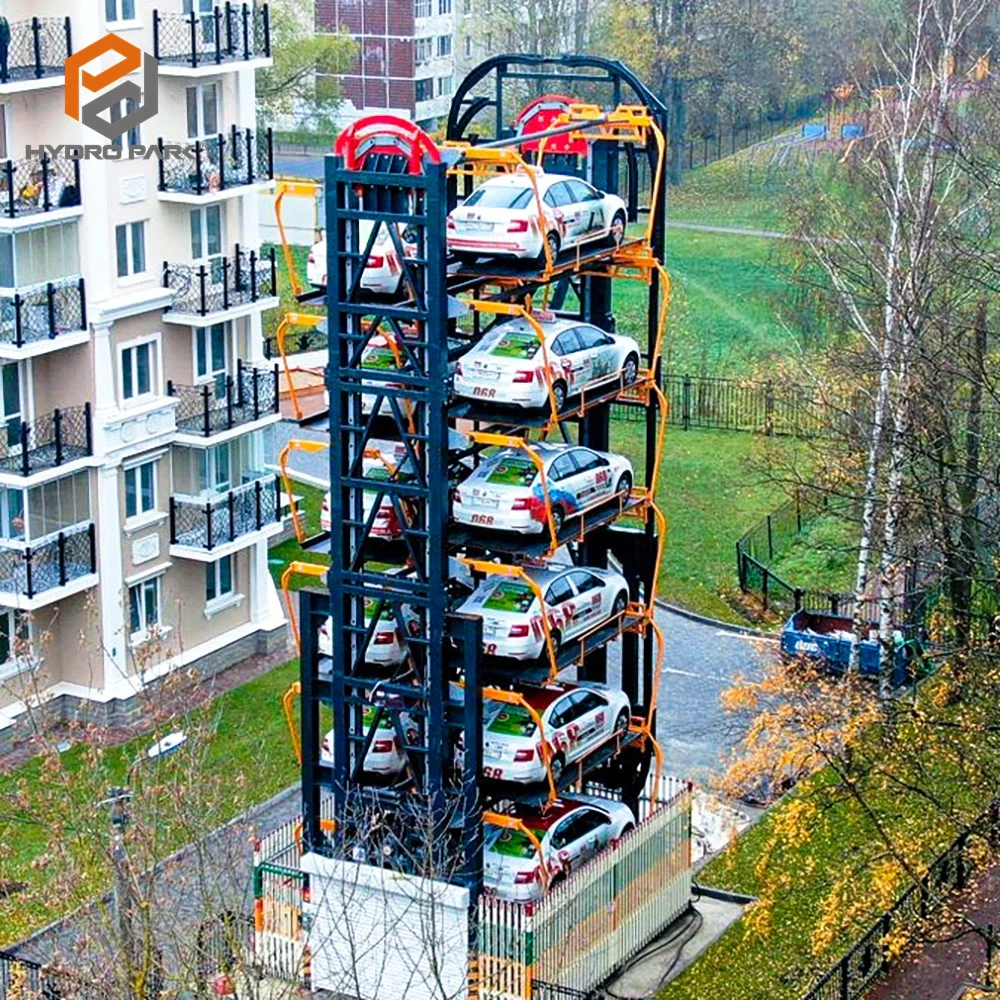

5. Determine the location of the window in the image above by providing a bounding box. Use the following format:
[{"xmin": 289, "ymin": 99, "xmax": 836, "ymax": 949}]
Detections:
[
  {"xmin": 110, "ymin": 97, "xmax": 141, "ymax": 147},
  {"xmin": 0, "ymin": 489, "xmax": 24, "ymax": 540},
  {"xmin": 576, "ymin": 326, "xmax": 613, "ymax": 350},
  {"xmin": 415, "ymin": 78, "xmax": 433, "ymax": 102},
  {"xmin": 186, "ymin": 83, "xmax": 219, "ymax": 139},
  {"xmin": 543, "ymin": 181, "xmax": 575, "ymax": 208},
  {"xmin": 106, "ymin": 0, "xmax": 136, "ymax": 21},
  {"xmin": 573, "ymin": 448, "xmax": 608, "ymax": 473},
  {"xmin": 0, "ymin": 223, "xmax": 79, "ymax": 289},
  {"xmin": 551, "ymin": 330, "xmax": 582, "ymax": 356},
  {"xmin": 436, "ymin": 76, "xmax": 454, "ymax": 97},
  {"xmin": 129, "ymin": 577, "xmax": 160, "ymax": 640},
  {"xmin": 0, "ymin": 608, "xmax": 26, "ymax": 665},
  {"xmin": 415, "ymin": 38, "xmax": 432, "ymax": 64},
  {"xmin": 568, "ymin": 570, "xmax": 603, "ymax": 594},
  {"xmin": 415, "ymin": 0, "xmax": 432, "ymax": 15},
  {"xmin": 545, "ymin": 576, "xmax": 574, "ymax": 605},
  {"xmin": 197, "ymin": 443, "xmax": 231, "ymax": 495},
  {"xmin": 550, "ymin": 454, "xmax": 578, "ymax": 481},
  {"xmin": 121, "ymin": 341, "xmax": 154, "ymax": 401},
  {"xmin": 196, "ymin": 323, "xmax": 227, "ymax": 396},
  {"xmin": 0, "ymin": 364, "xmax": 21, "ymax": 451},
  {"xmin": 437, "ymin": 35, "xmax": 452, "ymax": 57},
  {"xmin": 205, "ymin": 555, "xmax": 234, "ymax": 603},
  {"xmin": 124, "ymin": 460, "xmax": 156, "ymax": 520},
  {"xmin": 115, "ymin": 221, "xmax": 146, "ymax": 279},
  {"xmin": 439, "ymin": 0, "xmax": 452, "ymax": 12},
  {"xmin": 190, "ymin": 205, "xmax": 222, "ymax": 262}
]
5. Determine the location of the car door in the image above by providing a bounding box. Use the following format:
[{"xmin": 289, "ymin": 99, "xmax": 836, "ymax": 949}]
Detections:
[
  {"xmin": 544, "ymin": 572, "xmax": 577, "ymax": 641},
  {"xmin": 547, "ymin": 814, "xmax": 581, "ymax": 875},
  {"xmin": 550, "ymin": 329, "xmax": 586, "ymax": 391},
  {"xmin": 567, "ymin": 448, "xmax": 614, "ymax": 507},
  {"xmin": 566, "ymin": 570, "xmax": 608, "ymax": 633},
  {"xmin": 547, "ymin": 452, "xmax": 581, "ymax": 515},
  {"xmin": 573, "ymin": 689, "xmax": 611, "ymax": 749},
  {"xmin": 574, "ymin": 325, "xmax": 620, "ymax": 385},
  {"xmin": 567, "ymin": 807, "xmax": 614, "ymax": 864},
  {"xmin": 545, "ymin": 181, "xmax": 579, "ymax": 247},
  {"xmin": 565, "ymin": 179, "xmax": 607, "ymax": 239},
  {"xmin": 546, "ymin": 693, "xmax": 577, "ymax": 757}
]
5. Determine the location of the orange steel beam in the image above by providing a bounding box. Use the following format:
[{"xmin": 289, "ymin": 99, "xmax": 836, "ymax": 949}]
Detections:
[
  {"xmin": 273, "ymin": 179, "xmax": 321, "ymax": 299},
  {"xmin": 278, "ymin": 438, "xmax": 329, "ymax": 543},
  {"xmin": 276, "ymin": 312, "xmax": 325, "ymax": 422},
  {"xmin": 283, "ymin": 682, "xmax": 303, "ymax": 765},
  {"xmin": 280, "ymin": 560, "xmax": 328, "ymax": 653}
]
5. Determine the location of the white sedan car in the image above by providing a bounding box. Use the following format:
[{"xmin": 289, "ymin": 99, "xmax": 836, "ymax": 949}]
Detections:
[
  {"xmin": 454, "ymin": 442, "xmax": 633, "ymax": 535},
  {"xmin": 307, "ymin": 221, "xmax": 416, "ymax": 294},
  {"xmin": 321, "ymin": 451, "xmax": 417, "ymax": 540},
  {"xmin": 457, "ymin": 563, "xmax": 630, "ymax": 660},
  {"xmin": 320, "ymin": 702, "xmax": 418, "ymax": 777},
  {"xmin": 319, "ymin": 597, "xmax": 420, "ymax": 666},
  {"xmin": 447, "ymin": 171, "xmax": 627, "ymax": 263},
  {"xmin": 484, "ymin": 794, "xmax": 636, "ymax": 901},
  {"xmin": 481, "ymin": 680, "xmax": 632, "ymax": 784},
  {"xmin": 453, "ymin": 316, "xmax": 641, "ymax": 411}
]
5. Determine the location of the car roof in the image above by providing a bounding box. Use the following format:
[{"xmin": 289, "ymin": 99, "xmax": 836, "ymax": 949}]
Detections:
[
  {"xmin": 483, "ymin": 316, "xmax": 598, "ymax": 342},
  {"xmin": 477, "ymin": 171, "xmax": 574, "ymax": 192},
  {"xmin": 504, "ymin": 795, "xmax": 611, "ymax": 832}
]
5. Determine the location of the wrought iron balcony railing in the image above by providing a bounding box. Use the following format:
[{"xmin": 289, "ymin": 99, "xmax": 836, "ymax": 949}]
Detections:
[
  {"xmin": 0, "ymin": 522, "xmax": 96, "ymax": 599},
  {"xmin": 169, "ymin": 476, "xmax": 280, "ymax": 550},
  {"xmin": 0, "ymin": 278, "xmax": 86, "ymax": 348},
  {"xmin": 157, "ymin": 127, "xmax": 273, "ymax": 196},
  {"xmin": 153, "ymin": 3, "xmax": 270, "ymax": 69},
  {"xmin": 168, "ymin": 361, "xmax": 279, "ymax": 437},
  {"xmin": 0, "ymin": 17, "xmax": 73, "ymax": 85},
  {"xmin": 0, "ymin": 157, "xmax": 81, "ymax": 219},
  {"xmin": 0, "ymin": 404, "xmax": 91, "ymax": 477},
  {"xmin": 163, "ymin": 246, "xmax": 276, "ymax": 316}
]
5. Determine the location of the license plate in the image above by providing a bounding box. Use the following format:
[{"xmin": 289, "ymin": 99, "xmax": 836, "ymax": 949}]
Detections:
[
  {"xmin": 472, "ymin": 495, "xmax": 500, "ymax": 508},
  {"xmin": 483, "ymin": 624, "xmax": 502, "ymax": 636},
  {"xmin": 473, "ymin": 369, "xmax": 501, "ymax": 381},
  {"xmin": 465, "ymin": 220, "xmax": 494, "ymax": 232}
]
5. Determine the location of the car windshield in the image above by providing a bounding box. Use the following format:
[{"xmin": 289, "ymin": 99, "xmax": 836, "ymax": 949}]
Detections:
[
  {"xmin": 465, "ymin": 185, "xmax": 535, "ymax": 209},
  {"xmin": 486, "ymin": 704, "xmax": 537, "ymax": 738},
  {"xmin": 486, "ymin": 828, "xmax": 538, "ymax": 860},
  {"xmin": 489, "ymin": 330, "xmax": 540, "ymax": 360},
  {"xmin": 481, "ymin": 580, "xmax": 536, "ymax": 614},
  {"xmin": 485, "ymin": 456, "xmax": 537, "ymax": 487}
]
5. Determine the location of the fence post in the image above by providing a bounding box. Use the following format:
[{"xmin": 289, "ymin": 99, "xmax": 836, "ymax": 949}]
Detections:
[
  {"xmin": 766, "ymin": 514, "xmax": 774, "ymax": 560},
  {"xmin": 41, "ymin": 156, "xmax": 51, "ymax": 212},
  {"xmin": 222, "ymin": 255, "xmax": 230, "ymax": 311},
  {"xmin": 46, "ymin": 282, "xmax": 56, "ymax": 338},
  {"xmin": 25, "ymin": 546, "xmax": 33, "ymax": 598},
  {"xmin": 169, "ymin": 498, "xmax": 177, "ymax": 544},
  {"xmin": 189, "ymin": 10, "xmax": 199, "ymax": 69},
  {"xmin": 682, "ymin": 374, "xmax": 691, "ymax": 430},
  {"xmin": 31, "ymin": 18, "xmax": 43, "ymax": 78},
  {"xmin": 4, "ymin": 160, "xmax": 13, "ymax": 217},
  {"xmin": 762, "ymin": 567, "xmax": 769, "ymax": 611},
  {"xmin": 206, "ymin": 499, "xmax": 214, "ymax": 550},
  {"xmin": 57, "ymin": 532, "xmax": 67, "ymax": 586},
  {"xmin": 20, "ymin": 420, "xmax": 29, "ymax": 477},
  {"xmin": 53, "ymin": 407, "xmax": 62, "ymax": 465},
  {"xmin": 214, "ymin": 5, "xmax": 222, "ymax": 63},
  {"xmin": 226, "ymin": 375, "xmax": 234, "ymax": 429},
  {"xmin": 228, "ymin": 490, "xmax": 237, "ymax": 541},
  {"xmin": 736, "ymin": 542, "xmax": 745, "ymax": 590},
  {"xmin": 242, "ymin": 2, "xmax": 251, "ymax": 59},
  {"xmin": 956, "ymin": 833, "xmax": 968, "ymax": 890},
  {"xmin": 255, "ymin": 479, "xmax": 263, "ymax": 528},
  {"xmin": 764, "ymin": 380, "xmax": 775, "ymax": 436},
  {"xmin": 796, "ymin": 492, "xmax": 802, "ymax": 533},
  {"xmin": 839, "ymin": 954, "xmax": 850, "ymax": 1000},
  {"xmin": 202, "ymin": 383, "xmax": 211, "ymax": 436},
  {"xmin": 794, "ymin": 588, "xmax": 803, "ymax": 611},
  {"xmin": 880, "ymin": 912, "xmax": 892, "ymax": 973}
]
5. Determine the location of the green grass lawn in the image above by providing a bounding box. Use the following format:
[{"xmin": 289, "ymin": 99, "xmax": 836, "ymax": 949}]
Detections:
[
  {"xmin": 263, "ymin": 242, "xmax": 323, "ymax": 342},
  {"xmin": 767, "ymin": 512, "xmax": 858, "ymax": 593},
  {"xmin": 270, "ymin": 476, "xmax": 331, "ymax": 589}
]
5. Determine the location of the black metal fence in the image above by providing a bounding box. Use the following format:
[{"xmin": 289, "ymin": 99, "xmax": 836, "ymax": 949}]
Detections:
[
  {"xmin": 152, "ymin": 2, "xmax": 270, "ymax": 68},
  {"xmin": 0, "ymin": 278, "xmax": 87, "ymax": 348},
  {"xmin": 0, "ymin": 156, "xmax": 81, "ymax": 219},
  {"xmin": 263, "ymin": 323, "xmax": 328, "ymax": 360},
  {"xmin": 168, "ymin": 361, "xmax": 279, "ymax": 437},
  {"xmin": 0, "ymin": 403, "xmax": 91, "ymax": 477},
  {"xmin": 0, "ymin": 16, "xmax": 72, "ymax": 84},
  {"xmin": 0, "ymin": 522, "xmax": 96, "ymax": 599},
  {"xmin": 170, "ymin": 476, "xmax": 279, "ymax": 550},
  {"xmin": 801, "ymin": 799, "xmax": 1000, "ymax": 1000},
  {"xmin": 163, "ymin": 246, "xmax": 276, "ymax": 316},
  {"xmin": 157, "ymin": 126, "xmax": 273, "ymax": 197}
]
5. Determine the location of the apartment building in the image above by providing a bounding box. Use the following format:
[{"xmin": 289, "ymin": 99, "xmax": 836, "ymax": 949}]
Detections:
[
  {"xmin": 316, "ymin": 0, "xmax": 457, "ymax": 129},
  {"xmin": 0, "ymin": 0, "xmax": 286, "ymax": 746}
]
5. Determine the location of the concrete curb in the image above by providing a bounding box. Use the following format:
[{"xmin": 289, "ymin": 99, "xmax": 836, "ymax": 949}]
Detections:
[
  {"xmin": 654, "ymin": 598, "xmax": 772, "ymax": 638},
  {"xmin": 693, "ymin": 883, "xmax": 758, "ymax": 906}
]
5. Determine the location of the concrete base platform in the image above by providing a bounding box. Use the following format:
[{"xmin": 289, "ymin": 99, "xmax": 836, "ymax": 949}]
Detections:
[{"xmin": 602, "ymin": 895, "xmax": 745, "ymax": 998}]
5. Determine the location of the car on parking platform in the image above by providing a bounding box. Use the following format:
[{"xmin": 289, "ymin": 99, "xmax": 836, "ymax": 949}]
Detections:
[
  {"xmin": 453, "ymin": 316, "xmax": 641, "ymax": 411},
  {"xmin": 307, "ymin": 221, "xmax": 417, "ymax": 295},
  {"xmin": 453, "ymin": 442, "xmax": 633, "ymax": 535},
  {"xmin": 320, "ymin": 701, "xmax": 418, "ymax": 777},
  {"xmin": 318, "ymin": 596, "xmax": 420, "ymax": 666},
  {"xmin": 321, "ymin": 453, "xmax": 418, "ymax": 539},
  {"xmin": 481, "ymin": 680, "xmax": 632, "ymax": 785},
  {"xmin": 447, "ymin": 171, "xmax": 627, "ymax": 263},
  {"xmin": 457, "ymin": 563, "xmax": 630, "ymax": 660},
  {"xmin": 483, "ymin": 794, "xmax": 636, "ymax": 901}
]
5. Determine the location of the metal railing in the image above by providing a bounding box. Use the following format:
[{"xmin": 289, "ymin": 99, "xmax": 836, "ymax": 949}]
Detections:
[
  {"xmin": 801, "ymin": 799, "xmax": 1000, "ymax": 1000},
  {"xmin": 152, "ymin": 2, "xmax": 270, "ymax": 67},
  {"xmin": 0, "ymin": 156, "xmax": 81, "ymax": 218},
  {"xmin": 0, "ymin": 277, "xmax": 86, "ymax": 348},
  {"xmin": 0, "ymin": 521, "xmax": 95, "ymax": 599},
  {"xmin": 169, "ymin": 475, "xmax": 279, "ymax": 550},
  {"xmin": 168, "ymin": 361, "xmax": 279, "ymax": 437},
  {"xmin": 0, "ymin": 403, "xmax": 91, "ymax": 477},
  {"xmin": 163, "ymin": 246, "xmax": 276, "ymax": 316},
  {"xmin": 0, "ymin": 16, "xmax": 73, "ymax": 84},
  {"xmin": 157, "ymin": 126, "xmax": 274, "ymax": 196}
]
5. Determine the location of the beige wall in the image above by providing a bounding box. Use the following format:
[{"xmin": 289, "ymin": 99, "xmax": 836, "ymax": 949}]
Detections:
[
  {"xmin": 35, "ymin": 586, "xmax": 106, "ymax": 690},
  {"xmin": 29, "ymin": 342, "xmax": 95, "ymax": 415}
]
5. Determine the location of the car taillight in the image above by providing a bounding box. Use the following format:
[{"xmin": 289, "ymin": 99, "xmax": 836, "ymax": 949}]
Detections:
[
  {"xmin": 308, "ymin": 253, "xmax": 316, "ymax": 264},
  {"xmin": 447, "ymin": 217, "xmax": 457, "ymax": 230},
  {"xmin": 321, "ymin": 738, "xmax": 330, "ymax": 753},
  {"xmin": 367, "ymin": 255, "xmax": 384, "ymax": 269},
  {"xmin": 455, "ymin": 360, "xmax": 464, "ymax": 376},
  {"xmin": 373, "ymin": 631, "xmax": 395, "ymax": 645},
  {"xmin": 453, "ymin": 489, "xmax": 463, "ymax": 504},
  {"xmin": 507, "ymin": 218, "xmax": 529, "ymax": 233},
  {"xmin": 513, "ymin": 370, "xmax": 535, "ymax": 383},
  {"xmin": 511, "ymin": 497, "xmax": 530, "ymax": 510},
  {"xmin": 513, "ymin": 748, "xmax": 535, "ymax": 762},
  {"xmin": 508, "ymin": 624, "xmax": 530, "ymax": 638},
  {"xmin": 514, "ymin": 495, "xmax": 548, "ymax": 522},
  {"xmin": 373, "ymin": 739, "xmax": 394, "ymax": 753},
  {"xmin": 322, "ymin": 496, "xmax": 329, "ymax": 511},
  {"xmin": 514, "ymin": 867, "xmax": 540, "ymax": 884},
  {"xmin": 319, "ymin": 622, "xmax": 329, "ymax": 637}
]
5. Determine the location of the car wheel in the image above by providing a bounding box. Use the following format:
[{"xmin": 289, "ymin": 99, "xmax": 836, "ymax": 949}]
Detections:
[
  {"xmin": 615, "ymin": 472, "xmax": 633, "ymax": 497},
  {"xmin": 548, "ymin": 628, "xmax": 562, "ymax": 653},
  {"xmin": 612, "ymin": 823, "xmax": 636, "ymax": 847},
  {"xmin": 612, "ymin": 591, "xmax": 629, "ymax": 617},
  {"xmin": 610, "ymin": 210, "xmax": 627, "ymax": 246},
  {"xmin": 623, "ymin": 353, "xmax": 639, "ymax": 385},
  {"xmin": 615, "ymin": 708, "xmax": 630, "ymax": 733},
  {"xmin": 548, "ymin": 872, "xmax": 567, "ymax": 892},
  {"xmin": 539, "ymin": 231, "xmax": 560, "ymax": 266},
  {"xmin": 551, "ymin": 380, "xmax": 568, "ymax": 412},
  {"xmin": 550, "ymin": 752, "xmax": 566, "ymax": 782},
  {"xmin": 550, "ymin": 505, "xmax": 565, "ymax": 535}
]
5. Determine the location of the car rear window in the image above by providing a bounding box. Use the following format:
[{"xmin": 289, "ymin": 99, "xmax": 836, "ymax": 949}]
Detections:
[
  {"xmin": 489, "ymin": 330, "xmax": 540, "ymax": 360},
  {"xmin": 485, "ymin": 456, "xmax": 537, "ymax": 487},
  {"xmin": 481, "ymin": 580, "xmax": 535, "ymax": 613},
  {"xmin": 363, "ymin": 597, "xmax": 396, "ymax": 622},
  {"xmin": 465, "ymin": 185, "xmax": 535, "ymax": 209},
  {"xmin": 487, "ymin": 828, "xmax": 538, "ymax": 859},
  {"xmin": 487, "ymin": 704, "xmax": 537, "ymax": 737}
]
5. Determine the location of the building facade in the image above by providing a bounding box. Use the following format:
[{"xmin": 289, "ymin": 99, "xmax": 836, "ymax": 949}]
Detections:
[
  {"xmin": 316, "ymin": 0, "xmax": 457, "ymax": 129},
  {"xmin": 0, "ymin": 0, "xmax": 286, "ymax": 745}
]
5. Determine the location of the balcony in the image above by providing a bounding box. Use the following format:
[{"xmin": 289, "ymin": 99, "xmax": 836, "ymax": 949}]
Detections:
[
  {"xmin": 152, "ymin": 3, "xmax": 271, "ymax": 74},
  {"xmin": 169, "ymin": 475, "xmax": 281, "ymax": 558},
  {"xmin": 168, "ymin": 362, "xmax": 279, "ymax": 440},
  {"xmin": 0, "ymin": 404, "xmax": 91, "ymax": 481},
  {"xmin": 157, "ymin": 127, "xmax": 274, "ymax": 201},
  {"xmin": 0, "ymin": 17, "xmax": 72, "ymax": 91},
  {"xmin": 162, "ymin": 247, "xmax": 277, "ymax": 322},
  {"xmin": 0, "ymin": 157, "xmax": 81, "ymax": 225},
  {"xmin": 0, "ymin": 522, "xmax": 96, "ymax": 607},
  {"xmin": 0, "ymin": 278, "xmax": 87, "ymax": 357}
]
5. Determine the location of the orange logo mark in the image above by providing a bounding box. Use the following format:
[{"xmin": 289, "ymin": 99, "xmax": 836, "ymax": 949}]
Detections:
[{"xmin": 65, "ymin": 34, "xmax": 141, "ymax": 122}]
